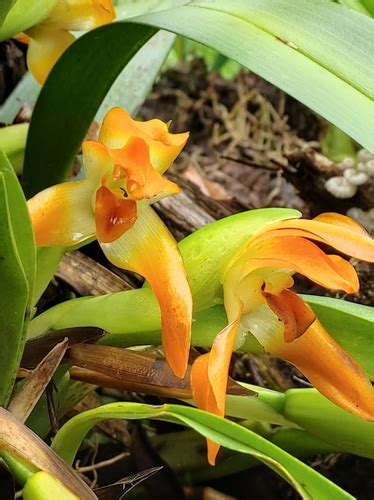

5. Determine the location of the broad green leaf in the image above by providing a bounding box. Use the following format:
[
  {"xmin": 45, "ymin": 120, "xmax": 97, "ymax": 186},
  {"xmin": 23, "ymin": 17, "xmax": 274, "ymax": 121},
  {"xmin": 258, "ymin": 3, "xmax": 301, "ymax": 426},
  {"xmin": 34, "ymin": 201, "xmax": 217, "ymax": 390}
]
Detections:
[
  {"xmin": 132, "ymin": 0, "xmax": 374, "ymax": 151},
  {"xmin": 304, "ymin": 295, "xmax": 374, "ymax": 379},
  {"xmin": 0, "ymin": 153, "xmax": 35, "ymax": 406},
  {"xmin": 0, "ymin": 0, "xmax": 15, "ymax": 27},
  {"xmin": 22, "ymin": 23, "xmax": 157, "ymax": 197},
  {"xmin": 0, "ymin": 0, "xmax": 58, "ymax": 41},
  {"xmin": 52, "ymin": 402, "xmax": 353, "ymax": 499}
]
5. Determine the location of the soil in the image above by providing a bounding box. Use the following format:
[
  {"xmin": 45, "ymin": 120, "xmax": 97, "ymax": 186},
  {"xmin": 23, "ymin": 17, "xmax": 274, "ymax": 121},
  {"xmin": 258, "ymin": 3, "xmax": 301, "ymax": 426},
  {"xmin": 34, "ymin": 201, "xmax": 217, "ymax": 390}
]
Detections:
[{"xmin": 2, "ymin": 44, "xmax": 374, "ymax": 499}]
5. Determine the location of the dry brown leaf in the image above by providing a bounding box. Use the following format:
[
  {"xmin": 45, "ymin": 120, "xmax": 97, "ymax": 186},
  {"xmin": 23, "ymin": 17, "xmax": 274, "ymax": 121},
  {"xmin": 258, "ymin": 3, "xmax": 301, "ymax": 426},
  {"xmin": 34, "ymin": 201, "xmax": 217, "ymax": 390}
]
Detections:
[
  {"xmin": 9, "ymin": 339, "xmax": 68, "ymax": 423},
  {"xmin": 0, "ymin": 408, "xmax": 96, "ymax": 498}
]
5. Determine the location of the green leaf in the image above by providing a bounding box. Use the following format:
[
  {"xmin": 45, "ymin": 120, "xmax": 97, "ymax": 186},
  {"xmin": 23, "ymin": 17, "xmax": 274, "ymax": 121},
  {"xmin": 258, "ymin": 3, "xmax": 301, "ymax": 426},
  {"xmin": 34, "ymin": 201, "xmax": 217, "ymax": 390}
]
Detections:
[
  {"xmin": 0, "ymin": 152, "xmax": 35, "ymax": 297},
  {"xmin": 96, "ymin": 30, "xmax": 175, "ymax": 122},
  {"xmin": 336, "ymin": 0, "xmax": 372, "ymax": 15},
  {"xmin": 0, "ymin": 0, "xmax": 58, "ymax": 41},
  {"xmin": 22, "ymin": 24, "xmax": 157, "ymax": 197},
  {"xmin": 132, "ymin": 0, "xmax": 374, "ymax": 150},
  {"xmin": 52, "ymin": 402, "xmax": 353, "ymax": 499},
  {"xmin": 304, "ymin": 295, "xmax": 374, "ymax": 379},
  {"xmin": 23, "ymin": 0, "xmax": 374, "ymax": 197},
  {"xmin": 361, "ymin": 0, "xmax": 374, "ymax": 14},
  {"xmin": 0, "ymin": 0, "xmax": 15, "ymax": 27},
  {"xmin": 0, "ymin": 154, "xmax": 30, "ymax": 405}
]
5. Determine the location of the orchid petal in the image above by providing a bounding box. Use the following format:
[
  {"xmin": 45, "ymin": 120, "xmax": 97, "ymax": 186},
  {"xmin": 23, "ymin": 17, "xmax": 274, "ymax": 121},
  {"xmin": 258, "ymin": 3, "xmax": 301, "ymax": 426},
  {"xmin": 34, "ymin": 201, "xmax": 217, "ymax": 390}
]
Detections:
[
  {"xmin": 28, "ymin": 180, "xmax": 95, "ymax": 247},
  {"xmin": 100, "ymin": 203, "xmax": 192, "ymax": 378},
  {"xmin": 99, "ymin": 107, "xmax": 189, "ymax": 173},
  {"xmin": 260, "ymin": 214, "xmax": 374, "ymax": 262},
  {"xmin": 313, "ymin": 212, "xmax": 369, "ymax": 234},
  {"xmin": 190, "ymin": 354, "xmax": 220, "ymax": 465},
  {"xmin": 26, "ymin": 27, "xmax": 75, "ymax": 84},
  {"xmin": 266, "ymin": 318, "xmax": 374, "ymax": 420},
  {"xmin": 191, "ymin": 319, "xmax": 240, "ymax": 465},
  {"xmin": 109, "ymin": 137, "xmax": 179, "ymax": 201},
  {"xmin": 244, "ymin": 236, "xmax": 359, "ymax": 293},
  {"xmin": 82, "ymin": 140, "xmax": 114, "ymax": 185},
  {"xmin": 45, "ymin": 0, "xmax": 115, "ymax": 31}
]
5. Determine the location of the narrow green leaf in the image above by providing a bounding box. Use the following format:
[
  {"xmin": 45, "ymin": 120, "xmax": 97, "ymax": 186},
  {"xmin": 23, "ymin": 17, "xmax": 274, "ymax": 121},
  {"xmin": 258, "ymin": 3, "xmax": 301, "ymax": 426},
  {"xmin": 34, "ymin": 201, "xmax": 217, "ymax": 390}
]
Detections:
[
  {"xmin": 52, "ymin": 402, "xmax": 353, "ymax": 499},
  {"xmin": 0, "ymin": 0, "xmax": 58, "ymax": 41},
  {"xmin": 23, "ymin": 0, "xmax": 374, "ymax": 197},
  {"xmin": 0, "ymin": 152, "xmax": 35, "ymax": 298},
  {"xmin": 23, "ymin": 24, "xmax": 157, "ymax": 197},
  {"xmin": 132, "ymin": 0, "xmax": 374, "ymax": 151},
  {"xmin": 0, "ymin": 170, "xmax": 28, "ymax": 405}
]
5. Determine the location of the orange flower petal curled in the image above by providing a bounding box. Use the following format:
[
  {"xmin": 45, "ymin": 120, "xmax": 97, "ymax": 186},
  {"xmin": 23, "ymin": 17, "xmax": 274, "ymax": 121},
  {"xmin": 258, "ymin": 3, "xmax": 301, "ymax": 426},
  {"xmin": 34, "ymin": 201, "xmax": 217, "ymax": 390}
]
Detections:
[
  {"xmin": 99, "ymin": 108, "xmax": 189, "ymax": 173},
  {"xmin": 244, "ymin": 236, "xmax": 359, "ymax": 293},
  {"xmin": 191, "ymin": 319, "xmax": 240, "ymax": 465},
  {"xmin": 259, "ymin": 213, "xmax": 374, "ymax": 263}
]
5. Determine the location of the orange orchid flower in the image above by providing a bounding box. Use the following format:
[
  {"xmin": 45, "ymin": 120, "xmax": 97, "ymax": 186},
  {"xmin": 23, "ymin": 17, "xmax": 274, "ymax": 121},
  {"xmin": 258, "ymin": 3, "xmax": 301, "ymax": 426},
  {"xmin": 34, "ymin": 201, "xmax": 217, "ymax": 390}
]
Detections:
[
  {"xmin": 28, "ymin": 108, "xmax": 192, "ymax": 378},
  {"xmin": 18, "ymin": 0, "xmax": 115, "ymax": 84},
  {"xmin": 191, "ymin": 212, "xmax": 374, "ymax": 465}
]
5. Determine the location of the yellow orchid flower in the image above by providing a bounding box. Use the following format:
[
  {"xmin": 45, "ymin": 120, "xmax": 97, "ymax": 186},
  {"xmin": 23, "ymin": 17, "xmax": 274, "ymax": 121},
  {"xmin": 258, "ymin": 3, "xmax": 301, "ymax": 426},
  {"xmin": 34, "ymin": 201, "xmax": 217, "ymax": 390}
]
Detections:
[
  {"xmin": 191, "ymin": 212, "xmax": 374, "ymax": 465},
  {"xmin": 18, "ymin": 0, "xmax": 115, "ymax": 84},
  {"xmin": 28, "ymin": 108, "xmax": 192, "ymax": 378}
]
